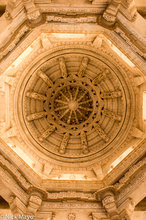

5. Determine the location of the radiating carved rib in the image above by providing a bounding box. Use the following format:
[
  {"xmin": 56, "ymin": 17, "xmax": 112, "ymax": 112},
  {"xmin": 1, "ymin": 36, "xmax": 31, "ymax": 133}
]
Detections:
[
  {"xmin": 79, "ymin": 99, "xmax": 92, "ymax": 105},
  {"xmin": 77, "ymin": 90, "xmax": 88, "ymax": 102},
  {"xmin": 54, "ymin": 106, "xmax": 68, "ymax": 111},
  {"xmin": 60, "ymin": 91, "xmax": 69, "ymax": 102},
  {"xmin": 37, "ymin": 70, "xmax": 53, "ymax": 87},
  {"xmin": 80, "ymin": 131, "xmax": 89, "ymax": 154},
  {"xmin": 94, "ymin": 124, "xmax": 109, "ymax": 142},
  {"xmin": 58, "ymin": 57, "xmax": 68, "ymax": 78},
  {"xmin": 74, "ymin": 86, "xmax": 79, "ymax": 100},
  {"xmin": 76, "ymin": 109, "xmax": 87, "ymax": 119},
  {"xmin": 26, "ymin": 112, "xmax": 47, "ymax": 121},
  {"xmin": 67, "ymin": 86, "xmax": 73, "ymax": 100},
  {"xmin": 39, "ymin": 126, "xmax": 55, "ymax": 142},
  {"xmin": 78, "ymin": 57, "xmax": 89, "ymax": 77},
  {"xmin": 67, "ymin": 110, "xmax": 73, "ymax": 124},
  {"xmin": 78, "ymin": 106, "xmax": 93, "ymax": 112},
  {"xmin": 26, "ymin": 92, "xmax": 47, "ymax": 101},
  {"xmin": 55, "ymin": 99, "xmax": 68, "ymax": 105},
  {"xmin": 93, "ymin": 70, "xmax": 109, "ymax": 85},
  {"xmin": 60, "ymin": 109, "xmax": 69, "ymax": 120},
  {"xmin": 103, "ymin": 109, "xmax": 121, "ymax": 121},
  {"xmin": 59, "ymin": 133, "xmax": 70, "ymax": 154},
  {"xmin": 100, "ymin": 91, "xmax": 122, "ymax": 99},
  {"xmin": 73, "ymin": 111, "xmax": 79, "ymax": 124}
]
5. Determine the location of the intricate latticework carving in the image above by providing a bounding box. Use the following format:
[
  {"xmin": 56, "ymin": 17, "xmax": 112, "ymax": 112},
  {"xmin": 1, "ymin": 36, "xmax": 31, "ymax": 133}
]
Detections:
[{"xmin": 0, "ymin": 0, "xmax": 145, "ymax": 218}]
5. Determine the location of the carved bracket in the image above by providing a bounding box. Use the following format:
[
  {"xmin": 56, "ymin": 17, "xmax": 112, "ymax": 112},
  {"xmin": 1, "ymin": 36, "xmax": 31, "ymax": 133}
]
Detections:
[
  {"xmin": 96, "ymin": 187, "xmax": 120, "ymax": 220},
  {"xmin": 27, "ymin": 187, "xmax": 47, "ymax": 216},
  {"xmin": 99, "ymin": 0, "xmax": 122, "ymax": 27}
]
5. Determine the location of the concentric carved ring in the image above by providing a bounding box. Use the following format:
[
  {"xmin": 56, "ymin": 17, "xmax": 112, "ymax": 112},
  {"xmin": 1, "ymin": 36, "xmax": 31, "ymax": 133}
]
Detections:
[
  {"xmin": 18, "ymin": 48, "xmax": 130, "ymax": 163},
  {"xmin": 45, "ymin": 77, "xmax": 101, "ymax": 135}
]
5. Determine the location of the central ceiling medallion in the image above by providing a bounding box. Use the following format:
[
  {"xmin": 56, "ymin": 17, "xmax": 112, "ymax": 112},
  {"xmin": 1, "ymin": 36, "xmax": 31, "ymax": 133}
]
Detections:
[
  {"xmin": 44, "ymin": 76, "xmax": 101, "ymax": 136},
  {"xmin": 53, "ymin": 85, "xmax": 93, "ymax": 124},
  {"xmin": 18, "ymin": 48, "xmax": 130, "ymax": 163}
]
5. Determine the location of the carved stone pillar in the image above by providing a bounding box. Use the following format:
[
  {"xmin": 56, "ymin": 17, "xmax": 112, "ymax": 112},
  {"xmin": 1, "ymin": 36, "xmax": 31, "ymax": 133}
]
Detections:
[
  {"xmin": 96, "ymin": 187, "xmax": 120, "ymax": 220},
  {"xmin": 119, "ymin": 198, "xmax": 135, "ymax": 220},
  {"xmin": 27, "ymin": 187, "xmax": 47, "ymax": 217},
  {"xmin": 9, "ymin": 195, "xmax": 26, "ymax": 215},
  {"xmin": 5, "ymin": 0, "xmax": 23, "ymax": 20},
  {"xmin": 122, "ymin": 0, "xmax": 137, "ymax": 20}
]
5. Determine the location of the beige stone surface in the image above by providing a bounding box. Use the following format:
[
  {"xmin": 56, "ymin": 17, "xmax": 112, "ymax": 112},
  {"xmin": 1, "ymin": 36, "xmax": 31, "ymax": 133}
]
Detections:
[{"xmin": 0, "ymin": 0, "xmax": 145, "ymax": 219}]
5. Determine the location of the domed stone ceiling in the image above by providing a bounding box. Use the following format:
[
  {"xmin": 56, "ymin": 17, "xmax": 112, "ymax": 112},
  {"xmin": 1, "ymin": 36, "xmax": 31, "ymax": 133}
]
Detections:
[{"xmin": 15, "ymin": 46, "xmax": 133, "ymax": 164}]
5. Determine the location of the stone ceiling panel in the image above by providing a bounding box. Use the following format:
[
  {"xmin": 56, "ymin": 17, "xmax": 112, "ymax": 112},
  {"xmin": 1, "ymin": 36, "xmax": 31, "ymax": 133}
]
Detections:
[{"xmin": 9, "ymin": 42, "xmax": 136, "ymax": 167}]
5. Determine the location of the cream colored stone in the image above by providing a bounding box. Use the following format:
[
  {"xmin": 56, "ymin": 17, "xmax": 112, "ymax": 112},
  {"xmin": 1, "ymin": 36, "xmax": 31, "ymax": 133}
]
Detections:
[{"xmin": 0, "ymin": 0, "xmax": 145, "ymax": 219}]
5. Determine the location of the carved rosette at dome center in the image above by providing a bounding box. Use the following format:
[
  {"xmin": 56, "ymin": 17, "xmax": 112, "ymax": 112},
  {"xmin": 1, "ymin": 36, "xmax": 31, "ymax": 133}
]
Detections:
[
  {"xmin": 14, "ymin": 47, "xmax": 133, "ymax": 164},
  {"xmin": 53, "ymin": 85, "xmax": 93, "ymax": 125},
  {"xmin": 44, "ymin": 77, "xmax": 101, "ymax": 135}
]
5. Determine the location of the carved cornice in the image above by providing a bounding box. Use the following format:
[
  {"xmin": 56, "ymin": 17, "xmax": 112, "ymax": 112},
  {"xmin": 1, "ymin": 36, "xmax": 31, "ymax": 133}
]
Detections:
[
  {"xmin": 42, "ymin": 179, "xmax": 103, "ymax": 192},
  {"xmin": 0, "ymin": 0, "xmax": 145, "ymax": 65},
  {"xmin": 106, "ymin": 31, "xmax": 146, "ymax": 74},
  {"xmin": 103, "ymin": 139, "xmax": 146, "ymax": 185},
  {"xmin": 114, "ymin": 157, "xmax": 146, "ymax": 190},
  {"xmin": 117, "ymin": 13, "xmax": 146, "ymax": 54},
  {"xmin": 0, "ymin": 138, "xmax": 41, "ymax": 187},
  {"xmin": 114, "ymin": 27, "xmax": 146, "ymax": 59},
  {"xmin": 46, "ymin": 191, "xmax": 96, "ymax": 202},
  {"xmin": 0, "ymin": 25, "xmax": 30, "ymax": 59},
  {"xmin": 46, "ymin": 15, "xmax": 97, "ymax": 24},
  {"xmin": 0, "ymin": 152, "xmax": 31, "ymax": 190},
  {"xmin": 117, "ymin": 169, "xmax": 146, "ymax": 203},
  {"xmin": 0, "ymin": 164, "xmax": 28, "ymax": 204}
]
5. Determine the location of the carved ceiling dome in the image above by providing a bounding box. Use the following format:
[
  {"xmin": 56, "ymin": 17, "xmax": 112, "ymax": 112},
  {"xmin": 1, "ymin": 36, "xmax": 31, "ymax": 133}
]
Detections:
[
  {"xmin": 0, "ymin": 0, "xmax": 145, "ymax": 218},
  {"xmin": 15, "ymin": 46, "xmax": 134, "ymax": 164}
]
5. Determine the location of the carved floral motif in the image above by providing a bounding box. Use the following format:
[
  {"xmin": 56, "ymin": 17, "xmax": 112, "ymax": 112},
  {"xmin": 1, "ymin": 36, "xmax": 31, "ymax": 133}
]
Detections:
[{"xmin": 68, "ymin": 213, "xmax": 76, "ymax": 220}]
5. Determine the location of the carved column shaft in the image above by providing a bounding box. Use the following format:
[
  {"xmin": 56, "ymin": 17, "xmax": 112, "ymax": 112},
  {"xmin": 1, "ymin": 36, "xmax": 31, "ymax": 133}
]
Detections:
[{"xmin": 9, "ymin": 196, "xmax": 26, "ymax": 215}]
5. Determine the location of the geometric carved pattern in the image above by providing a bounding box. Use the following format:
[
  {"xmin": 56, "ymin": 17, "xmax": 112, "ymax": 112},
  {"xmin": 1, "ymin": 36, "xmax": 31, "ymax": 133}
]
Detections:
[
  {"xmin": 54, "ymin": 85, "xmax": 93, "ymax": 125},
  {"xmin": 16, "ymin": 47, "xmax": 131, "ymax": 163}
]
